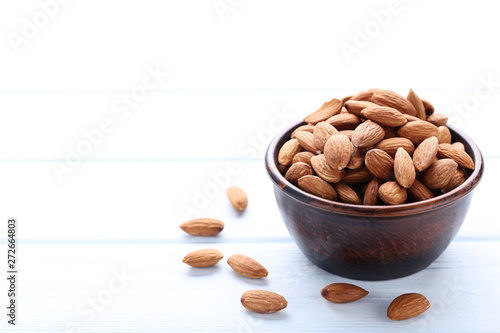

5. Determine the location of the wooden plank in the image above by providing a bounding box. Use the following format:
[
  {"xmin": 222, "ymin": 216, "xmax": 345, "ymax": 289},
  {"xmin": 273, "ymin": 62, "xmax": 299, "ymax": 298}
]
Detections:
[{"xmin": 1, "ymin": 241, "xmax": 499, "ymax": 332}]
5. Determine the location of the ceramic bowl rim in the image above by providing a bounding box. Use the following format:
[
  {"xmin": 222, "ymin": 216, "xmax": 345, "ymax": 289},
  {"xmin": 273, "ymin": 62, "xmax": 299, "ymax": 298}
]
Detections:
[{"xmin": 265, "ymin": 121, "xmax": 484, "ymax": 217}]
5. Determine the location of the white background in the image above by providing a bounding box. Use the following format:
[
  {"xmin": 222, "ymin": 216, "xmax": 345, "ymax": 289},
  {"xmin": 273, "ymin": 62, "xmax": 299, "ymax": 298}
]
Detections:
[{"xmin": 0, "ymin": 0, "xmax": 499, "ymax": 332}]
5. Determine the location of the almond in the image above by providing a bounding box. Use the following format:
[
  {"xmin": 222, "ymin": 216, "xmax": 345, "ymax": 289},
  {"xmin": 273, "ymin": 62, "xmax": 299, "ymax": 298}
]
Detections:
[
  {"xmin": 371, "ymin": 89, "xmax": 417, "ymax": 116},
  {"xmin": 180, "ymin": 218, "xmax": 224, "ymax": 236},
  {"xmin": 340, "ymin": 106, "xmax": 348, "ymax": 113},
  {"xmin": 334, "ymin": 182, "xmax": 362, "ymax": 204},
  {"xmin": 351, "ymin": 120, "xmax": 385, "ymax": 148},
  {"xmin": 341, "ymin": 94, "xmax": 354, "ymax": 103},
  {"xmin": 326, "ymin": 113, "xmax": 361, "ymax": 130},
  {"xmin": 311, "ymin": 154, "xmax": 345, "ymax": 183},
  {"xmin": 295, "ymin": 131, "xmax": 321, "ymax": 154},
  {"xmin": 313, "ymin": 121, "xmax": 338, "ymax": 151},
  {"xmin": 441, "ymin": 168, "xmax": 467, "ymax": 193},
  {"xmin": 298, "ymin": 175, "xmax": 338, "ymax": 201},
  {"xmin": 394, "ymin": 148, "xmax": 415, "ymax": 188},
  {"xmin": 413, "ymin": 136, "xmax": 439, "ymax": 172},
  {"xmin": 182, "ymin": 249, "xmax": 223, "ymax": 268},
  {"xmin": 350, "ymin": 88, "xmax": 378, "ymax": 101},
  {"xmin": 452, "ymin": 142, "xmax": 465, "ymax": 152},
  {"xmin": 278, "ymin": 138, "xmax": 302, "ymax": 166},
  {"xmin": 427, "ymin": 113, "xmax": 448, "ymax": 126},
  {"xmin": 379, "ymin": 181, "xmax": 407, "ymax": 205},
  {"xmin": 423, "ymin": 159, "xmax": 458, "ymax": 189},
  {"xmin": 363, "ymin": 178, "xmax": 380, "ymax": 205},
  {"xmin": 407, "ymin": 179, "xmax": 435, "ymax": 201},
  {"xmin": 292, "ymin": 151, "xmax": 315, "ymax": 166},
  {"xmin": 304, "ymin": 98, "xmax": 343, "ymax": 124},
  {"xmin": 321, "ymin": 283, "xmax": 369, "ymax": 303},
  {"xmin": 342, "ymin": 167, "xmax": 373, "ymax": 184},
  {"xmin": 407, "ymin": 89, "xmax": 426, "ymax": 120},
  {"xmin": 285, "ymin": 162, "xmax": 313, "ymax": 184},
  {"xmin": 227, "ymin": 186, "xmax": 248, "ymax": 211},
  {"xmin": 374, "ymin": 137, "xmax": 415, "ymax": 157},
  {"xmin": 344, "ymin": 100, "xmax": 378, "ymax": 116},
  {"xmin": 397, "ymin": 121, "xmax": 439, "ymax": 144},
  {"xmin": 228, "ymin": 254, "xmax": 268, "ymax": 279},
  {"xmin": 404, "ymin": 114, "xmax": 423, "ymax": 122},
  {"xmin": 324, "ymin": 134, "xmax": 353, "ymax": 170},
  {"xmin": 241, "ymin": 290, "xmax": 288, "ymax": 314},
  {"xmin": 421, "ymin": 98, "xmax": 434, "ymax": 115},
  {"xmin": 339, "ymin": 130, "xmax": 354, "ymax": 140},
  {"xmin": 436, "ymin": 125, "xmax": 452, "ymax": 144},
  {"xmin": 360, "ymin": 106, "xmax": 407, "ymax": 127},
  {"xmin": 365, "ymin": 149, "xmax": 395, "ymax": 180},
  {"xmin": 437, "ymin": 143, "xmax": 475, "ymax": 170},
  {"xmin": 387, "ymin": 293, "xmax": 430, "ymax": 321},
  {"xmin": 291, "ymin": 124, "xmax": 315, "ymax": 139},
  {"xmin": 346, "ymin": 147, "xmax": 367, "ymax": 169}
]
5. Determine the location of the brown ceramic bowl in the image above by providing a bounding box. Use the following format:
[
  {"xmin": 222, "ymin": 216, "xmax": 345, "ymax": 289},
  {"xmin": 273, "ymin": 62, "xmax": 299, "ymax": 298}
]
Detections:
[{"xmin": 265, "ymin": 121, "xmax": 483, "ymax": 280}]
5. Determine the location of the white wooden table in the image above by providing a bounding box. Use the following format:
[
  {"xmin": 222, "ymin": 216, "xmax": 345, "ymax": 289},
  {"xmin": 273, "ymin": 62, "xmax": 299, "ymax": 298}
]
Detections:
[{"xmin": 1, "ymin": 1, "xmax": 500, "ymax": 332}]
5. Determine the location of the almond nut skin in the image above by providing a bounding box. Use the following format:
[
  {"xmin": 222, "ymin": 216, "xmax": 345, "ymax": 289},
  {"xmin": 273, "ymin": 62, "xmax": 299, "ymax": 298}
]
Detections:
[
  {"xmin": 437, "ymin": 143, "xmax": 475, "ymax": 170},
  {"xmin": 304, "ymin": 98, "xmax": 343, "ymax": 124},
  {"xmin": 351, "ymin": 120, "xmax": 385, "ymax": 148},
  {"xmin": 311, "ymin": 154, "xmax": 345, "ymax": 183},
  {"xmin": 427, "ymin": 113, "xmax": 448, "ymax": 126},
  {"xmin": 378, "ymin": 181, "xmax": 407, "ymax": 205},
  {"xmin": 422, "ymin": 159, "xmax": 458, "ymax": 190},
  {"xmin": 295, "ymin": 131, "xmax": 321, "ymax": 154},
  {"xmin": 321, "ymin": 283, "xmax": 369, "ymax": 303},
  {"xmin": 182, "ymin": 249, "xmax": 223, "ymax": 268},
  {"xmin": 292, "ymin": 151, "xmax": 315, "ymax": 166},
  {"xmin": 334, "ymin": 182, "xmax": 362, "ymax": 205},
  {"xmin": 241, "ymin": 290, "xmax": 288, "ymax": 314},
  {"xmin": 285, "ymin": 162, "xmax": 314, "ymax": 184},
  {"xmin": 408, "ymin": 179, "xmax": 435, "ymax": 201},
  {"xmin": 371, "ymin": 89, "xmax": 417, "ymax": 116},
  {"xmin": 413, "ymin": 136, "xmax": 439, "ymax": 172},
  {"xmin": 313, "ymin": 121, "xmax": 338, "ymax": 152},
  {"xmin": 228, "ymin": 254, "xmax": 268, "ymax": 279},
  {"xmin": 394, "ymin": 148, "xmax": 416, "ymax": 188},
  {"xmin": 407, "ymin": 89, "xmax": 427, "ymax": 120},
  {"xmin": 387, "ymin": 293, "xmax": 430, "ymax": 321},
  {"xmin": 278, "ymin": 139, "xmax": 302, "ymax": 166},
  {"xmin": 363, "ymin": 178, "xmax": 380, "ymax": 205},
  {"xmin": 397, "ymin": 121, "xmax": 439, "ymax": 145},
  {"xmin": 374, "ymin": 137, "xmax": 415, "ymax": 157},
  {"xmin": 344, "ymin": 100, "xmax": 379, "ymax": 116},
  {"xmin": 298, "ymin": 175, "xmax": 338, "ymax": 201},
  {"xmin": 324, "ymin": 134, "xmax": 353, "ymax": 170},
  {"xmin": 436, "ymin": 126, "xmax": 452, "ymax": 144},
  {"xmin": 326, "ymin": 113, "xmax": 361, "ymax": 130},
  {"xmin": 365, "ymin": 149, "xmax": 395, "ymax": 180},
  {"xmin": 441, "ymin": 168, "xmax": 467, "ymax": 193},
  {"xmin": 227, "ymin": 186, "xmax": 248, "ymax": 211},
  {"xmin": 360, "ymin": 106, "xmax": 407, "ymax": 127},
  {"xmin": 180, "ymin": 218, "xmax": 224, "ymax": 236}
]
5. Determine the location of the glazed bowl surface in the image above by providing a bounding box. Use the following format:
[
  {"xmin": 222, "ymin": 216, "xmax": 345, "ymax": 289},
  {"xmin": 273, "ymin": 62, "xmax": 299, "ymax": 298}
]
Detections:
[{"xmin": 265, "ymin": 122, "xmax": 484, "ymax": 280}]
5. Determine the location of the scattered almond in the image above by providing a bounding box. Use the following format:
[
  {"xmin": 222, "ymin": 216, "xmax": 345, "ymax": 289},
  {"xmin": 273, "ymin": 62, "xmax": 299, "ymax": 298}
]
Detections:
[
  {"xmin": 375, "ymin": 137, "xmax": 415, "ymax": 157},
  {"xmin": 397, "ymin": 121, "xmax": 439, "ymax": 144},
  {"xmin": 407, "ymin": 179, "xmax": 435, "ymax": 201},
  {"xmin": 342, "ymin": 167, "xmax": 373, "ymax": 184},
  {"xmin": 326, "ymin": 113, "xmax": 361, "ymax": 130},
  {"xmin": 371, "ymin": 89, "xmax": 417, "ymax": 116},
  {"xmin": 313, "ymin": 121, "xmax": 338, "ymax": 152},
  {"xmin": 182, "ymin": 249, "xmax": 223, "ymax": 268},
  {"xmin": 295, "ymin": 131, "xmax": 321, "ymax": 154},
  {"xmin": 442, "ymin": 168, "xmax": 467, "ymax": 193},
  {"xmin": 360, "ymin": 106, "xmax": 407, "ymax": 127},
  {"xmin": 292, "ymin": 151, "xmax": 315, "ymax": 166},
  {"xmin": 387, "ymin": 293, "xmax": 430, "ymax": 321},
  {"xmin": 228, "ymin": 254, "xmax": 268, "ymax": 279},
  {"xmin": 437, "ymin": 143, "xmax": 475, "ymax": 170},
  {"xmin": 436, "ymin": 125, "xmax": 452, "ymax": 144},
  {"xmin": 321, "ymin": 283, "xmax": 369, "ymax": 303},
  {"xmin": 344, "ymin": 100, "xmax": 378, "ymax": 116},
  {"xmin": 227, "ymin": 186, "xmax": 248, "ymax": 211},
  {"xmin": 180, "ymin": 218, "xmax": 224, "ymax": 236},
  {"xmin": 241, "ymin": 290, "xmax": 288, "ymax": 314},
  {"xmin": 427, "ymin": 113, "xmax": 448, "ymax": 126},
  {"xmin": 365, "ymin": 149, "xmax": 395, "ymax": 180},
  {"xmin": 363, "ymin": 178, "xmax": 380, "ymax": 205}
]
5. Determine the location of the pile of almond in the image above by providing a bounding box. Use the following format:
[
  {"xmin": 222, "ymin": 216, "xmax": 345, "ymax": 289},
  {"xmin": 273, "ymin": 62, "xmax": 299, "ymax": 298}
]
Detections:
[{"xmin": 278, "ymin": 89, "xmax": 475, "ymax": 205}]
